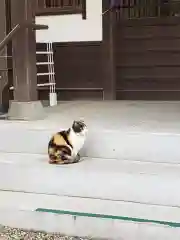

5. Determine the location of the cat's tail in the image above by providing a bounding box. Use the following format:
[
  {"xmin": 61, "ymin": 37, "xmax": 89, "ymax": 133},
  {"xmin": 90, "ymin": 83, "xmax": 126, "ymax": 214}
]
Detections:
[
  {"xmin": 48, "ymin": 146, "xmax": 72, "ymax": 164},
  {"xmin": 60, "ymin": 153, "xmax": 77, "ymax": 164},
  {"xmin": 48, "ymin": 146, "xmax": 77, "ymax": 164},
  {"xmin": 48, "ymin": 154, "xmax": 76, "ymax": 164}
]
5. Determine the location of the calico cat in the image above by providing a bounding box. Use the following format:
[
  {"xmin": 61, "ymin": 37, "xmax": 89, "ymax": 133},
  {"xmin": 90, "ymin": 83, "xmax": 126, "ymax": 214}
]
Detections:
[{"xmin": 48, "ymin": 120, "xmax": 88, "ymax": 164}]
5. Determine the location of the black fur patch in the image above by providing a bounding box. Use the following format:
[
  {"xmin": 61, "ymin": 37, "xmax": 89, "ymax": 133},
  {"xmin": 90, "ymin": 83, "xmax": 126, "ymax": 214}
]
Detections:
[
  {"xmin": 59, "ymin": 129, "xmax": 73, "ymax": 149},
  {"xmin": 72, "ymin": 120, "xmax": 86, "ymax": 133}
]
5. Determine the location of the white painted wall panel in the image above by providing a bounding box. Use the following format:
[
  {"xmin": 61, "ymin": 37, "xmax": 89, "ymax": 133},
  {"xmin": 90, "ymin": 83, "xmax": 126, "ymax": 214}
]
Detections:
[{"xmin": 35, "ymin": 0, "xmax": 102, "ymax": 42}]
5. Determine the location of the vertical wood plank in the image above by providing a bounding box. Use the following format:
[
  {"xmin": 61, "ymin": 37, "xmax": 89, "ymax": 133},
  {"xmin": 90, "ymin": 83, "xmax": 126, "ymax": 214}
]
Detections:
[{"xmin": 102, "ymin": 0, "xmax": 116, "ymax": 100}]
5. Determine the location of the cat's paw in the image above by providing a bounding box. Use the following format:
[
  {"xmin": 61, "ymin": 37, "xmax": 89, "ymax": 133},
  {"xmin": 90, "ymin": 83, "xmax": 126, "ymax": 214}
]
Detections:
[{"xmin": 74, "ymin": 153, "xmax": 80, "ymax": 163}]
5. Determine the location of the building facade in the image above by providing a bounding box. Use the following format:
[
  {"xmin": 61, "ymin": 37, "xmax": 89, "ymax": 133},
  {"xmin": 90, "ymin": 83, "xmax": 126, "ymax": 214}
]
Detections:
[
  {"xmin": 36, "ymin": 0, "xmax": 180, "ymax": 101},
  {"xmin": 1, "ymin": 0, "xmax": 180, "ymax": 111}
]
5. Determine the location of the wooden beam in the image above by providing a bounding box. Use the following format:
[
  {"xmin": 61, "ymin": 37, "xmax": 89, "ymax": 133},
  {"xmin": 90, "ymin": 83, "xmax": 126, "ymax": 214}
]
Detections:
[
  {"xmin": 35, "ymin": 0, "xmax": 86, "ymax": 18},
  {"xmin": 31, "ymin": 23, "xmax": 48, "ymax": 30},
  {"xmin": 35, "ymin": 7, "xmax": 82, "ymax": 16},
  {"xmin": 0, "ymin": 24, "xmax": 21, "ymax": 53},
  {"xmin": 0, "ymin": 23, "xmax": 48, "ymax": 53},
  {"xmin": 82, "ymin": 0, "xmax": 87, "ymax": 19},
  {"xmin": 102, "ymin": 0, "xmax": 116, "ymax": 100}
]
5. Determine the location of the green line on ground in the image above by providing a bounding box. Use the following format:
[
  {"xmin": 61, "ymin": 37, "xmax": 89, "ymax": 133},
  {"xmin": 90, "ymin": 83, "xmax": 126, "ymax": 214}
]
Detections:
[{"xmin": 36, "ymin": 208, "xmax": 180, "ymax": 228}]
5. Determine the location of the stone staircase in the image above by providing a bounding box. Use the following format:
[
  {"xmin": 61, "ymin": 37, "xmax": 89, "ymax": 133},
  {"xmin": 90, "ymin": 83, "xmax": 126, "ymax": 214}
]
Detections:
[{"xmin": 0, "ymin": 101, "xmax": 180, "ymax": 239}]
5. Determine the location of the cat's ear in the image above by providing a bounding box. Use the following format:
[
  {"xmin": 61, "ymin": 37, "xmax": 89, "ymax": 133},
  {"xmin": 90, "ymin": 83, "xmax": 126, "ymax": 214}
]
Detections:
[
  {"xmin": 79, "ymin": 118, "xmax": 84, "ymax": 122},
  {"xmin": 73, "ymin": 120, "xmax": 77, "ymax": 125},
  {"xmin": 72, "ymin": 120, "xmax": 78, "ymax": 128}
]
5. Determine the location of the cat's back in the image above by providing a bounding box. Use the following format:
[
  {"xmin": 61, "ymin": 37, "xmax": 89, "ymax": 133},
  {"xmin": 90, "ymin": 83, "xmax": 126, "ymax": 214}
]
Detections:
[{"xmin": 48, "ymin": 129, "xmax": 71, "ymax": 147}]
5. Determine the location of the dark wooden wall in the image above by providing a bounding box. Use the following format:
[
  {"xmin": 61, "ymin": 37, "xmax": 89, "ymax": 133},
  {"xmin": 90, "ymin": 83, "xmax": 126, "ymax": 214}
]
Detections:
[
  {"xmin": 115, "ymin": 17, "xmax": 180, "ymax": 100},
  {"xmin": 36, "ymin": 41, "xmax": 104, "ymax": 100}
]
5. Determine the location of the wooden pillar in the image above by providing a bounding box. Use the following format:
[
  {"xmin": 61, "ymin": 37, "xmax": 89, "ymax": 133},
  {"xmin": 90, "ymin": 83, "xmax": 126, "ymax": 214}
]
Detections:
[
  {"xmin": 0, "ymin": 0, "xmax": 11, "ymax": 113},
  {"xmin": 102, "ymin": 0, "xmax": 116, "ymax": 100},
  {"xmin": 11, "ymin": 0, "xmax": 38, "ymax": 102},
  {"xmin": 7, "ymin": 0, "xmax": 46, "ymax": 120}
]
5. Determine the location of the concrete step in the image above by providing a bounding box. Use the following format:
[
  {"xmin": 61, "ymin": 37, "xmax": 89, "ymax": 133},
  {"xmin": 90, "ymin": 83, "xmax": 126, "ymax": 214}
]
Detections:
[
  {"xmin": 0, "ymin": 208, "xmax": 180, "ymax": 240},
  {"xmin": 0, "ymin": 152, "xmax": 180, "ymax": 207},
  {"xmin": 0, "ymin": 153, "xmax": 180, "ymax": 239},
  {"xmin": 0, "ymin": 192, "xmax": 179, "ymax": 240},
  {"xmin": 0, "ymin": 120, "xmax": 179, "ymax": 163}
]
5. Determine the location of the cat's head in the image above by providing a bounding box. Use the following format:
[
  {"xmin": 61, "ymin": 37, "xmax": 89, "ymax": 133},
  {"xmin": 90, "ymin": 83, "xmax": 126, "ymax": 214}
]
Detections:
[{"xmin": 72, "ymin": 120, "xmax": 88, "ymax": 136}]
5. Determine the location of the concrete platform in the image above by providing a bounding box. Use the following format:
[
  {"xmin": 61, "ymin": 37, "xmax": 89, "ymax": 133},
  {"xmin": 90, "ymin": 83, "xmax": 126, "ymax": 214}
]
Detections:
[
  {"xmin": 0, "ymin": 101, "xmax": 180, "ymax": 238},
  {"xmin": 0, "ymin": 101, "xmax": 180, "ymax": 163}
]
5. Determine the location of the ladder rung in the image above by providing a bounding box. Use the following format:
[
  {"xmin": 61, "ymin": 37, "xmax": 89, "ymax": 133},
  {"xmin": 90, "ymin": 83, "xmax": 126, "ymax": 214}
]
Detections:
[
  {"xmin": 0, "ymin": 56, "xmax": 12, "ymax": 58},
  {"xmin": 36, "ymin": 51, "xmax": 53, "ymax": 54},
  {"xmin": 38, "ymin": 83, "xmax": 56, "ymax": 86},
  {"xmin": 37, "ymin": 72, "xmax": 55, "ymax": 76},
  {"xmin": 10, "ymin": 82, "xmax": 56, "ymax": 90},
  {"xmin": 36, "ymin": 62, "xmax": 54, "ymax": 65}
]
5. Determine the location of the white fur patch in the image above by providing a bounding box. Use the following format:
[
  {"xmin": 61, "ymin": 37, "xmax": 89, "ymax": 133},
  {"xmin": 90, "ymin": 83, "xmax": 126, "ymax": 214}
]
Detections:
[{"xmin": 69, "ymin": 127, "xmax": 88, "ymax": 157}]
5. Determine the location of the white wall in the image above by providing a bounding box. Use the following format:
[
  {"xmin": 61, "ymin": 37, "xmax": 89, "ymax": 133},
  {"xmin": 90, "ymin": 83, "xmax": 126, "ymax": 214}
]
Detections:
[{"xmin": 35, "ymin": 0, "xmax": 102, "ymax": 43}]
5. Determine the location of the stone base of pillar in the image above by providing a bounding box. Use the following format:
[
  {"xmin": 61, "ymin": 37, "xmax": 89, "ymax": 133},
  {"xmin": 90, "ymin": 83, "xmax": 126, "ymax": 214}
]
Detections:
[
  {"xmin": 7, "ymin": 100, "xmax": 46, "ymax": 120},
  {"xmin": 0, "ymin": 104, "xmax": 9, "ymax": 114}
]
